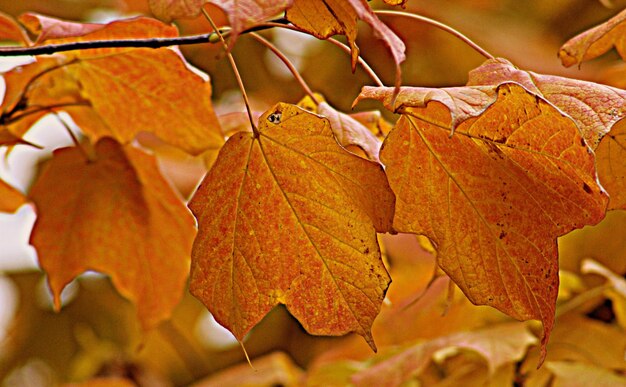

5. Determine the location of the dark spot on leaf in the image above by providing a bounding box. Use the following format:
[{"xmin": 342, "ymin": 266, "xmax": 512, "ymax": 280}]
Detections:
[
  {"xmin": 499, "ymin": 231, "xmax": 506, "ymax": 239},
  {"xmin": 583, "ymin": 183, "xmax": 592, "ymax": 194},
  {"xmin": 268, "ymin": 112, "xmax": 282, "ymax": 124}
]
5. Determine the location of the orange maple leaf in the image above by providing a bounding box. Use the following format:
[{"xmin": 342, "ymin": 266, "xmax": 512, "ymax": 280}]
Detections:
[
  {"xmin": 357, "ymin": 83, "xmax": 609, "ymax": 363},
  {"xmin": 467, "ymin": 58, "xmax": 626, "ymax": 210},
  {"xmin": 29, "ymin": 138, "xmax": 196, "ymax": 330},
  {"xmin": 189, "ymin": 103, "xmax": 395, "ymax": 349},
  {"xmin": 0, "ymin": 16, "xmax": 223, "ymax": 156}
]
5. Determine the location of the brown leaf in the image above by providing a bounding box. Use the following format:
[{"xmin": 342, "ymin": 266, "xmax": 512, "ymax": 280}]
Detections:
[
  {"xmin": 19, "ymin": 13, "xmax": 178, "ymax": 47},
  {"xmin": 360, "ymin": 83, "xmax": 609, "ymax": 362},
  {"xmin": 0, "ymin": 178, "xmax": 27, "ymax": 213},
  {"xmin": 287, "ymin": 0, "xmax": 360, "ymax": 70},
  {"xmin": 18, "ymin": 13, "xmax": 105, "ymax": 44},
  {"xmin": 559, "ymin": 8, "xmax": 626, "ymax": 67},
  {"xmin": 287, "ymin": 0, "xmax": 405, "ymax": 86},
  {"xmin": 468, "ymin": 58, "xmax": 626, "ymax": 210},
  {"xmin": 29, "ymin": 138, "xmax": 196, "ymax": 330},
  {"xmin": 351, "ymin": 322, "xmax": 537, "ymax": 386},
  {"xmin": 354, "ymin": 84, "xmax": 498, "ymax": 132},
  {"xmin": 0, "ymin": 11, "xmax": 29, "ymax": 44},
  {"xmin": 189, "ymin": 103, "xmax": 395, "ymax": 349},
  {"xmin": 467, "ymin": 58, "xmax": 626, "ymax": 147}
]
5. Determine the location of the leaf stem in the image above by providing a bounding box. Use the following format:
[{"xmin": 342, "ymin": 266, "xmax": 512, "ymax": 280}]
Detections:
[
  {"xmin": 374, "ymin": 10, "xmax": 495, "ymax": 60},
  {"xmin": 53, "ymin": 112, "xmax": 96, "ymax": 162},
  {"xmin": 202, "ymin": 9, "xmax": 258, "ymax": 135},
  {"xmin": 257, "ymin": 22, "xmax": 385, "ymax": 87},
  {"xmin": 249, "ymin": 32, "xmax": 319, "ymax": 104},
  {"xmin": 5, "ymin": 102, "xmax": 90, "ymax": 124}
]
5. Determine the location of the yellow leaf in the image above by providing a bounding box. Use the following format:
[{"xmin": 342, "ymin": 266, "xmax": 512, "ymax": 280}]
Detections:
[
  {"xmin": 547, "ymin": 361, "xmax": 626, "ymax": 387},
  {"xmin": 189, "ymin": 103, "xmax": 395, "ymax": 349},
  {"xmin": 352, "ymin": 322, "xmax": 537, "ymax": 386},
  {"xmin": 192, "ymin": 352, "xmax": 303, "ymax": 387},
  {"xmin": 29, "ymin": 138, "xmax": 196, "ymax": 330}
]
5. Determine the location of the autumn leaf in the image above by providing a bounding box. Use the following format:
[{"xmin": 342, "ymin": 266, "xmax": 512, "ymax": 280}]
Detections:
[
  {"xmin": 546, "ymin": 361, "xmax": 626, "ymax": 387},
  {"xmin": 29, "ymin": 138, "xmax": 196, "ymax": 330},
  {"xmin": 0, "ymin": 11, "xmax": 29, "ymax": 44},
  {"xmin": 559, "ymin": 8, "xmax": 626, "ymax": 67},
  {"xmin": 150, "ymin": 0, "xmax": 293, "ymax": 44},
  {"xmin": 297, "ymin": 95, "xmax": 383, "ymax": 161},
  {"xmin": 351, "ymin": 322, "xmax": 537, "ymax": 386},
  {"xmin": 358, "ymin": 83, "xmax": 609, "ymax": 362},
  {"xmin": 581, "ymin": 258, "xmax": 626, "ymax": 329},
  {"xmin": 18, "ymin": 13, "xmax": 179, "ymax": 47},
  {"xmin": 354, "ymin": 84, "xmax": 498, "ymax": 131},
  {"xmin": 148, "ymin": 0, "xmax": 208, "ymax": 22},
  {"xmin": 596, "ymin": 119, "xmax": 626, "ymax": 210},
  {"xmin": 18, "ymin": 13, "xmax": 105, "ymax": 44},
  {"xmin": 193, "ymin": 352, "xmax": 303, "ymax": 386},
  {"xmin": 0, "ymin": 17, "xmax": 223, "ymax": 156},
  {"xmin": 286, "ymin": 0, "xmax": 405, "ymax": 86},
  {"xmin": 467, "ymin": 57, "xmax": 626, "ymax": 210},
  {"xmin": 0, "ymin": 178, "xmax": 27, "ymax": 213},
  {"xmin": 189, "ymin": 103, "xmax": 395, "ymax": 349},
  {"xmin": 467, "ymin": 58, "xmax": 626, "ymax": 147}
]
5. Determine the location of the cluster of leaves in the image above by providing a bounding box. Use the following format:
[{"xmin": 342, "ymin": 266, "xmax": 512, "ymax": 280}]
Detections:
[{"xmin": 1, "ymin": 0, "xmax": 626, "ymax": 385}]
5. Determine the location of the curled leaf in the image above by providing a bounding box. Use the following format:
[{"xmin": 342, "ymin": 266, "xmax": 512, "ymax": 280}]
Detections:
[
  {"xmin": 287, "ymin": 0, "xmax": 405, "ymax": 87},
  {"xmin": 559, "ymin": 8, "xmax": 626, "ymax": 67},
  {"xmin": 352, "ymin": 323, "xmax": 537, "ymax": 386}
]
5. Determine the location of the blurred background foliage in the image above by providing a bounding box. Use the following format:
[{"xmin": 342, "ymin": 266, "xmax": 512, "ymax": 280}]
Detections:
[{"xmin": 1, "ymin": 0, "xmax": 626, "ymax": 385}]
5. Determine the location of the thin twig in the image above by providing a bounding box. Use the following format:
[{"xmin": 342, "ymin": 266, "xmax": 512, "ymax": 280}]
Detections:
[
  {"xmin": 257, "ymin": 22, "xmax": 385, "ymax": 87},
  {"xmin": 202, "ymin": 9, "xmax": 258, "ymax": 135},
  {"xmin": 250, "ymin": 32, "xmax": 319, "ymax": 104},
  {"xmin": 375, "ymin": 10, "xmax": 495, "ymax": 60}
]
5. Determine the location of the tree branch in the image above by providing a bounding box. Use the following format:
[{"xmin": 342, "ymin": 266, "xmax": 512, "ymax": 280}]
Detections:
[
  {"xmin": 0, "ymin": 34, "xmax": 217, "ymax": 56},
  {"xmin": 0, "ymin": 20, "xmax": 292, "ymax": 57}
]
